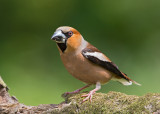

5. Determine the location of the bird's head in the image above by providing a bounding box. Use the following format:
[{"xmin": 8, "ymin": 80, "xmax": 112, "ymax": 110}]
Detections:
[{"xmin": 51, "ymin": 26, "xmax": 86, "ymax": 53}]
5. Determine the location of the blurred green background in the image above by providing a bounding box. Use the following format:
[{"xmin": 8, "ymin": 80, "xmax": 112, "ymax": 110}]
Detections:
[{"xmin": 0, "ymin": 0, "xmax": 160, "ymax": 106}]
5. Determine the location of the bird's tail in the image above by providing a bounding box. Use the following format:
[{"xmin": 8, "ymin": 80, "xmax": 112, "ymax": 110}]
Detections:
[{"xmin": 120, "ymin": 72, "xmax": 141, "ymax": 86}]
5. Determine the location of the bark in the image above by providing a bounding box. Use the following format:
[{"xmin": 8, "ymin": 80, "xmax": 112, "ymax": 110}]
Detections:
[{"xmin": 0, "ymin": 76, "xmax": 160, "ymax": 114}]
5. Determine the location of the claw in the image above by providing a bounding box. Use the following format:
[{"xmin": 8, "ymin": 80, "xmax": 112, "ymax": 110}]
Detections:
[
  {"xmin": 81, "ymin": 90, "xmax": 95, "ymax": 102},
  {"xmin": 81, "ymin": 82, "xmax": 101, "ymax": 103},
  {"xmin": 81, "ymin": 94, "xmax": 89, "ymax": 97}
]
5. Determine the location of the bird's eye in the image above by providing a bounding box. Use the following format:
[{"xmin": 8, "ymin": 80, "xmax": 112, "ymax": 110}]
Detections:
[{"xmin": 68, "ymin": 31, "xmax": 73, "ymax": 36}]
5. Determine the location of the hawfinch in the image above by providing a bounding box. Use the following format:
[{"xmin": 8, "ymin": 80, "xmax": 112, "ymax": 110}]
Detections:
[{"xmin": 51, "ymin": 26, "xmax": 140, "ymax": 102}]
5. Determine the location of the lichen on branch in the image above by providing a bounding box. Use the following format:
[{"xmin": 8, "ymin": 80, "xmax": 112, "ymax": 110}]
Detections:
[{"xmin": 0, "ymin": 76, "xmax": 160, "ymax": 113}]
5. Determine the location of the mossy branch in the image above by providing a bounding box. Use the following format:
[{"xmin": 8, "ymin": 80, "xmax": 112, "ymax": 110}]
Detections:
[{"xmin": 0, "ymin": 76, "xmax": 160, "ymax": 113}]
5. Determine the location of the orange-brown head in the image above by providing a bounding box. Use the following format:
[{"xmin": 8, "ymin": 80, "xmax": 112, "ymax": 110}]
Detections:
[{"xmin": 51, "ymin": 26, "xmax": 86, "ymax": 53}]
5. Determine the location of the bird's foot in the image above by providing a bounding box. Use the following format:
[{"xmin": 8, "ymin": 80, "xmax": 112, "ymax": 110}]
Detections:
[
  {"xmin": 81, "ymin": 82, "xmax": 101, "ymax": 103},
  {"xmin": 81, "ymin": 90, "xmax": 96, "ymax": 102}
]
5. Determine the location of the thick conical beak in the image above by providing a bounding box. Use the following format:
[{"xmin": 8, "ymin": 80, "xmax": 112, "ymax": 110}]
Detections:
[{"xmin": 51, "ymin": 30, "xmax": 66, "ymax": 43}]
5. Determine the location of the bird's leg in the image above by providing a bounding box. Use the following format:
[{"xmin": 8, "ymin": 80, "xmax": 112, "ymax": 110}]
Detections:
[
  {"xmin": 64, "ymin": 84, "xmax": 90, "ymax": 95},
  {"xmin": 81, "ymin": 82, "xmax": 101, "ymax": 102}
]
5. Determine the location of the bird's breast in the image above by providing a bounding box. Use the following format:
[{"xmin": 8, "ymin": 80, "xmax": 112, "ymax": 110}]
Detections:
[{"xmin": 60, "ymin": 52, "xmax": 113, "ymax": 84}]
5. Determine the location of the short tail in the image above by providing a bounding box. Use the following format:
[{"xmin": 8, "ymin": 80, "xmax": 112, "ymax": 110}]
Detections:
[
  {"xmin": 112, "ymin": 72, "xmax": 141, "ymax": 86},
  {"xmin": 113, "ymin": 78, "xmax": 141, "ymax": 86},
  {"xmin": 120, "ymin": 72, "xmax": 141, "ymax": 86},
  {"xmin": 130, "ymin": 80, "xmax": 141, "ymax": 86}
]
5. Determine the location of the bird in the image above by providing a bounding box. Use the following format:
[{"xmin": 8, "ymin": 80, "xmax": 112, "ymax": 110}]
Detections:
[{"xmin": 51, "ymin": 26, "xmax": 141, "ymax": 102}]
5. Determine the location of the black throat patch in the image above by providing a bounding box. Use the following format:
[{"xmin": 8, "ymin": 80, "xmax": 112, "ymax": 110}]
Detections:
[
  {"xmin": 56, "ymin": 31, "xmax": 72, "ymax": 53},
  {"xmin": 57, "ymin": 43, "xmax": 67, "ymax": 53}
]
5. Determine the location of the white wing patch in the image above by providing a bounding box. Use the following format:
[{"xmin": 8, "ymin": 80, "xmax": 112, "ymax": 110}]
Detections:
[{"xmin": 84, "ymin": 52, "xmax": 109, "ymax": 62}]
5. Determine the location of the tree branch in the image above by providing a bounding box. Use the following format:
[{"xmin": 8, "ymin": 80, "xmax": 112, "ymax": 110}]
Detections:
[{"xmin": 0, "ymin": 76, "xmax": 160, "ymax": 113}]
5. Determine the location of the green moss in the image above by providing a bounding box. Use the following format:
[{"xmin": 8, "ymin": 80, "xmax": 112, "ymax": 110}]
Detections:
[{"xmin": 49, "ymin": 91, "xmax": 160, "ymax": 113}]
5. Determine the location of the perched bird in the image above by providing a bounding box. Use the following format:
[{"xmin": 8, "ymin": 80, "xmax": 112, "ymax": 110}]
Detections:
[{"xmin": 51, "ymin": 26, "xmax": 141, "ymax": 102}]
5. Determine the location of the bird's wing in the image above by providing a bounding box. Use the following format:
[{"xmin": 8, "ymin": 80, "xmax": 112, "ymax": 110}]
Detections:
[{"xmin": 81, "ymin": 47, "xmax": 130, "ymax": 82}]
